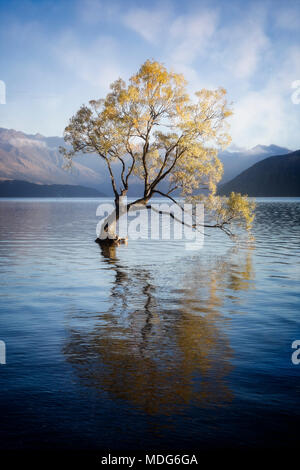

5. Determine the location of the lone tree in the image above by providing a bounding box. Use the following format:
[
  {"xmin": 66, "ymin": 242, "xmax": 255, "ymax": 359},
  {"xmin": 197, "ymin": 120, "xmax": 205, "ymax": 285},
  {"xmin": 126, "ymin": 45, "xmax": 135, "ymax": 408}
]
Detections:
[{"xmin": 61, "ymin": 60, "xmax": 254, "ymax": 242}]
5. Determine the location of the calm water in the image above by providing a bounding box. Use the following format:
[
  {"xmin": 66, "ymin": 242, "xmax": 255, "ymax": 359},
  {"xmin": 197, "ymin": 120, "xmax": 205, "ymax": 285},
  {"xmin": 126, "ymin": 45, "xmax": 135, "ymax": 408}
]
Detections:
[{"xmin": 0, "ymin": 198, "xmax": 299, "ymax": 451}]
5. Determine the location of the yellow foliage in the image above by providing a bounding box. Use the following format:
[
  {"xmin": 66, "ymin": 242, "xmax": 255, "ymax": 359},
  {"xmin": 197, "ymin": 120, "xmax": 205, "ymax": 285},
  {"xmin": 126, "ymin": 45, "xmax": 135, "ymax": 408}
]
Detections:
[{"xmin": 61, "ymin": 59, "xmax": 255, "ymax": 237}]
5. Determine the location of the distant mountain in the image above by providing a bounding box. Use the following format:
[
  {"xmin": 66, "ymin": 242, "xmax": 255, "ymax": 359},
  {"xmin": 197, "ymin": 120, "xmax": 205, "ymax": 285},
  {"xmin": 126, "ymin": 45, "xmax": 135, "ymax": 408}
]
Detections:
[
  {"xmin": 0, "ymin": 128, "xmax": 105, "ymax": 189},
  {"xmin": 218, "ymin": 144, "xmax": 290, "ymax": 183},
  {"xmin": 0, "ymin": 180, "xmax": 105, "ymax": 197},
  {"xmin": 218, "ymin": 150, "xmax": 300, "ymax": 197},
  {"xmin": 0, "ymin": 127, "xmax": 145, "ymax": 195},
  {"xmin": 0, "ymin": 127, "xmax": 293, "ymax": 195}
]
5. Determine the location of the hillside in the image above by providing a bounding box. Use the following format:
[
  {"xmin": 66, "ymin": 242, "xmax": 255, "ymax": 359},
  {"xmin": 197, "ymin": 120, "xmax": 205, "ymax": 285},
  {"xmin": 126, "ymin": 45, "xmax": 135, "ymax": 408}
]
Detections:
[
  {"xmin": 0, "ymin": 128, "xmax": 104, "ymax": 189},
  {"xmin": 219, "ymin": 144, "xmax": 290, "ymax": 182},
  {"xmin": 0, "ymin": 128, "xmax": 291, "ymax": 195},
  {"xmin": 0, "ymin": 180, "xmax": 105, "ymax": 197},
  {"xmin": 218, "ymin": 150, "xmax": 300, "ymax": 197}
]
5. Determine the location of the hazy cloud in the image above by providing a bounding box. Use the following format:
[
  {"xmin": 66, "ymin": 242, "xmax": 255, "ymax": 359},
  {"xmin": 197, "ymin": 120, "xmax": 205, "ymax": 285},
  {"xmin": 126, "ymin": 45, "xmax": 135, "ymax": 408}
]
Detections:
[
  {"xmin": 123, "ymin": 7, "xmax": 170, "ymax": 44},
  {"xmin": 55, "ymin": 32, "xmax": 122, "ymax": 88},
  {"xmin": 169, "ymin": 10, "xmax": 219, "ymax": 64},
  {"xmin": 0, "ymin": 0, "xmax": 299, "ymax": 147}
]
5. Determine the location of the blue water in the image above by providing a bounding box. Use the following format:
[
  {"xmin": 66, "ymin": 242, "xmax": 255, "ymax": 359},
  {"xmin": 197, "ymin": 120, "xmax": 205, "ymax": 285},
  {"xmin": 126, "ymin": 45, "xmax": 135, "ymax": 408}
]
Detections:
[{"xmin": 0, "ymin": 198, "xmax": 299, "ymax": 451}]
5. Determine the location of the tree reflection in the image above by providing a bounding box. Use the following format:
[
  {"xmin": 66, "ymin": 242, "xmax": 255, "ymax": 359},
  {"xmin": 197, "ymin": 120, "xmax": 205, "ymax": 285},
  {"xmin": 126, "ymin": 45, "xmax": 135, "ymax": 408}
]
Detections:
[{"xmin": 63, "ymin": 244, "xmax": 255, "ymax": 415}]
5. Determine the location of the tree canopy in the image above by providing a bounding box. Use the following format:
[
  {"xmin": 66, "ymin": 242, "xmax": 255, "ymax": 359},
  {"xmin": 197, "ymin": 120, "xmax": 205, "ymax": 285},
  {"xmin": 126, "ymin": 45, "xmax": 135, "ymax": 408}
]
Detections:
[{"xmin": 61, "ymin": 60, "xmax": 255, "ymax": 239}]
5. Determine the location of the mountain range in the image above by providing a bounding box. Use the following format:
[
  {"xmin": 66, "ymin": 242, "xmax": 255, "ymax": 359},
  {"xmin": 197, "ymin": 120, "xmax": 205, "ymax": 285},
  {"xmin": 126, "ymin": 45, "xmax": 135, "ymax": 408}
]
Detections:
[
  {"xmin": 0, "ymin": 127, "xmax": 296, "ymax": 196},
  {"xmin": 218, "ymin": 150, "xmax": 300, "ymax": 197},
  {"xmin": 220, "ymin": 144, "xmax": 290, "ymax": 182},
  {"xmin": 0, "ymin": 128, "xmax": 102, "ymax": 188},
  {"xmin": 0, "ymin": 180, "xmax": 104, "ymax": 197}
]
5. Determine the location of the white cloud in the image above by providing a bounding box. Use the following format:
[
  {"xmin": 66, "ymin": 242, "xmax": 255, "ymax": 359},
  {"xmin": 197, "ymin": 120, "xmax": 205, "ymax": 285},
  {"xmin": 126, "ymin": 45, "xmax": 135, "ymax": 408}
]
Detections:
[
  {"xmin": 120, "ymin": 3, "xmax": 300, "ymax": 150},
  {"xmin": 217, "ymin": 15, "xmax": 270, "ymax": 82},
  {"xmin": 55, "ymin": 32, "xmax": 122, "ymax": 89},
  {"xmin": 230, "ymin": 76, "xmax": 300, "ymax": 150},
  {"xmin": 230, "ymin": 90, "xmax": 284, "ymax": 147},
  {"xmin": 234, "ymin": 26, "xmax": 269, "ymax": 80},
  {"xmin": 8, "ymin": 136, "xmax": 47, "ymax": 148},
  {"xmin": 1, "ymin": 0, "xmax": 299, "ymax": 149},
  {"xmin": 280, "ymin": 46, "xmax": 300, "ymax": 86},
  {"xmin": 169, "ymin": 10, "xmax": 219, "ymax": 65},
  {"xmin": 123, "ymin": 7, "xmax": 169, "ymax": 44}
]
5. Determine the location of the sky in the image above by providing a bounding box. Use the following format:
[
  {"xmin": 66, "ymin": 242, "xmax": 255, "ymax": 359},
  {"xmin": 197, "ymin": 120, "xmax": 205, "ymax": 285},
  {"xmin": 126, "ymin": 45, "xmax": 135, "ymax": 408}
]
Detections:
[{"xmin": 0, "ymin": 0, "xmax": 299, "ymax": 149}]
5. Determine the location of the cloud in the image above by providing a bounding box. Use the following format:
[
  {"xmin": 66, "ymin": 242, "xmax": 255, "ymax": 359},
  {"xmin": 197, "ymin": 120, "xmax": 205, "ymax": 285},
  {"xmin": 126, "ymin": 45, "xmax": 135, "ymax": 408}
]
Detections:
[
  {"xmin": 77, "ymin": 0, "xmax": 120, "ymax": 24},
  {"xmin": 216, "ymin": 11, "xmax": 270, "ymax": 82},
  {"xmin": 1, "ymin": 0, "xmax": 299, "ymax": 148},
  {"xmin": 233, "ymin": 25, "xmax": 269, "ymax": 80},
  {"xmin": 8, "ymin": 136, "xmax": 47, "ymax": 148},
  {"xmin": 230, "ymin": 64, "xmax": 300, "ymax": 150},
  {"xmin": 281, "ymin": 46, "xmax": 300, "ymax": 86},
  {"xmin": 123, "ymin": 7, "xmax": 169, "ymax": 44},
  {"xmin": 169, "ymin": 10, "xmax": 219, "ymax": 65},
  {"xmin": 121, "ymin": 6, "xmax": 219, "ymax": 92},
  {"xmin": 122, "ymin": 6, "xmax": 218, "ymax": 67},
  {"xmin": 230, "ymin": 90, "xmax": 285, "ymax": 147},
  {"xmin": 54, "ymin": 32, "xmax": 122, "ymax": 89}
]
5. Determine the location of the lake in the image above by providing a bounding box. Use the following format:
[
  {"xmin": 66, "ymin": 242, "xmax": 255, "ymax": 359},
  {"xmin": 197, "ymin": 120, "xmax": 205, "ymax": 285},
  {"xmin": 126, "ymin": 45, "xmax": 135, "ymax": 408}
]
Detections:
[{"xmin": 0, "ymin": 198, "xmax": 299, "ymax": 452}]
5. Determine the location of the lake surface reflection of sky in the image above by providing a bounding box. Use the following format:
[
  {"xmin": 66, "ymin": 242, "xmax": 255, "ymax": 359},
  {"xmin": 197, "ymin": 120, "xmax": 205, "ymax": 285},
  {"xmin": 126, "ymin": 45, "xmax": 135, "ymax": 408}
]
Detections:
[{"xmin": 0, "ymin": 198, "xmax": 299, "ymax": 451}]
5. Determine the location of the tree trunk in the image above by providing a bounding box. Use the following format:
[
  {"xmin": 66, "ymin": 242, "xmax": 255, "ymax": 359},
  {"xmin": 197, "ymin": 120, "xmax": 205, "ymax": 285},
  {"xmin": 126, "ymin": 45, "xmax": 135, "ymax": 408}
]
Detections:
[
  {"xmin": 95, "ymin": 197, "xmax": 127, "ymax": 246},
  {"xmin": 95, "ymin": 197, "xmax": 148, "ymax": 246}
]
